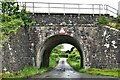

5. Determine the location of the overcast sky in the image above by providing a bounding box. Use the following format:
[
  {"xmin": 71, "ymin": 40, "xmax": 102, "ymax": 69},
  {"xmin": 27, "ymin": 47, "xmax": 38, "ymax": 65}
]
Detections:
[
  {"xmin": 61, "ymin": 44, "xmax": 73, "ymax": 51},
  {"xmin": 17, "ymin": 0, "xmax": 119, "ymax": 17}
]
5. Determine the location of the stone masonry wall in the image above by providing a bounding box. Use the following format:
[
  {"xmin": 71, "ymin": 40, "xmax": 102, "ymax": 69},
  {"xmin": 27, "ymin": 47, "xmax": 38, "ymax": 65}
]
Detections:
[
  {"xmin": 1, "ymin": 13, "xmax": 120, "ymax": 72},
  {"xmin": 2, "ymin": 28, "xmax": 33, "ymax": 72},
  {"xmin": 31, "ymin": 13, "xmax": 102, "ymax": 26},
  {"xmin": 81, "ymin": 26, "xmax": 120, "ymax": 69},
  {"xmin": 29, "ymin": 25, "xmax": 119, "ymax": 69}
]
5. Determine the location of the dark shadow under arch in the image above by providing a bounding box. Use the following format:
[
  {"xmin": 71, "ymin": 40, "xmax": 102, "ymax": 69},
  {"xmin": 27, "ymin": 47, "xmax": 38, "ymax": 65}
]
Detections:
[{"xmin": 39, "ymin": 34, "xmax": 84, "ymax": 68}]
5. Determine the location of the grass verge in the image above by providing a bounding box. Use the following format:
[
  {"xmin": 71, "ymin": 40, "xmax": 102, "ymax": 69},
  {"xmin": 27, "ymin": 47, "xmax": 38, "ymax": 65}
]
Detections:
[
  {"xmin": 0, "ymin": 57, "xmax": 59, "ymax": 78},
  {"xmin": 67, "ymin": 59, "xmax": 120, "ymax": 78},
  {"xmin": 0, "ymin": 66, "xmax": 52, "ymax": 78},
  {"xmin": 67, "ymin": 59, "xmax": 80, "ymax": 71},
  {"xmin": 79, "ymin": 68, "xmax": 120, "ymax": 78}
]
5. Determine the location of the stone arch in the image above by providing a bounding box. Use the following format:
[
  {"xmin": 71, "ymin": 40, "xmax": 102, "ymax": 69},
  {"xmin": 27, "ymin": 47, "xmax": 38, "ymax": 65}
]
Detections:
[{"xmin": 36, "ymin": 34, "xmax": 85, "ymax": 68}]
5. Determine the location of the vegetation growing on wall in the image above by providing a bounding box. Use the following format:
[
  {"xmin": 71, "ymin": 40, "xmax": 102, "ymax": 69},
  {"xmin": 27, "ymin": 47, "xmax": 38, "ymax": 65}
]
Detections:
[
  {"xmin": 0, "ymin": 1, "xmax": 36, "ymax": 50},
  {"xmin": 97, "ymin": 16, "xmax": 120, "ymax": 30},
  {"xmin": 108, "ymin": 16, "xmax": 120, "ymax": 30},
  {"xmin": 97, "ymin": 16, "xmax": 109, "ymax": 25}
]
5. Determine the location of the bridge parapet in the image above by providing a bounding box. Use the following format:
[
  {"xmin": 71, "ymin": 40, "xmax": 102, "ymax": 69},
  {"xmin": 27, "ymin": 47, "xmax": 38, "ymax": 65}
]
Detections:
[{"xmin": 31, "ymin": 13, "xmax": 105, "ymax": 26}]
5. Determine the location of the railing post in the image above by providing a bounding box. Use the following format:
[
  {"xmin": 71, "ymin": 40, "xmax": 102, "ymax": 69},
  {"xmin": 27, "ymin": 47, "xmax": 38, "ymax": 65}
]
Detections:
[
  {"xmin": 25, "ymin": 2, "xmax": 26, "ymax": 11},
  {"xmin": 33, "ymin": 2, "xmax": 34, "ymax": 14},
  {"xmin": 78, "ymin": 4, "xmax": 80, "ymax": 16},
  {"xmin": 48, "ymin": 3, "xmax": 50, "ymax": 15},
  {"xmin": 99, "ymin": 4, "xmax": 101, "ymax": 16},
  {"xmin": 64, "ymin": 3, "xmax": 65, "ymax": 15},
  {"xmin": 105, "ymin": 5, "xmax": 108, "ymax": 14},
  {"xmin": 92, "ymin": 4, "xmax": 94, "ymax": 16},
  {"xmin": 118, "ymin": 1, "xmax": 120, "ymax": 15}
]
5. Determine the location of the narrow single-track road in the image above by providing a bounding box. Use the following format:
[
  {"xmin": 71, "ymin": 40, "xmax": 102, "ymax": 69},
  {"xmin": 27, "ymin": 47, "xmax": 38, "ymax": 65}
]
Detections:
[{"xmin": 28, "ymin": 58, "xmax": 118, "ymax": 80}]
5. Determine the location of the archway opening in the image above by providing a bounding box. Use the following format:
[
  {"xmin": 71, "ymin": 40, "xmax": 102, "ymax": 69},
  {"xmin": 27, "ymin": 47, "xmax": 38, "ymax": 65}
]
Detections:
[
  {"xmin": 49, "ymin": 43, "xmax": 81, "ymax": 70},
  {"xmin": 38, "ymin": 35, "xmax": 84, "ymax": 69}
]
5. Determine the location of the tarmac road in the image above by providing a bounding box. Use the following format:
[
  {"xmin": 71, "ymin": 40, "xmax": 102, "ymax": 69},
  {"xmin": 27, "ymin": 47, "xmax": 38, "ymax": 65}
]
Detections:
[{"xmin": 28, "ymin": 58, "xmax": 119, "ymax": 80}]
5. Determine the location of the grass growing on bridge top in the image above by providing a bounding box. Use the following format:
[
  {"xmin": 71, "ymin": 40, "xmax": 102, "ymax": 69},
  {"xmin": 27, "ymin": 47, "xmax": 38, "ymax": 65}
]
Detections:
[{"xmin": 98, "ymin": 16, "xmax": 120, "ymax": 30}]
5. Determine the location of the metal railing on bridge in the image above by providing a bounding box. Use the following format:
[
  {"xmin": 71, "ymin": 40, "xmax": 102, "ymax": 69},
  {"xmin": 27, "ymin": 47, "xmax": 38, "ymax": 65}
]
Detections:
[
  {"xmin": 0, "ymin": 1, "xmax": 118, "ymax": 17},
  {"xmin": 18, "ymin": 2, "xmax": 118, "ymax": 17}
]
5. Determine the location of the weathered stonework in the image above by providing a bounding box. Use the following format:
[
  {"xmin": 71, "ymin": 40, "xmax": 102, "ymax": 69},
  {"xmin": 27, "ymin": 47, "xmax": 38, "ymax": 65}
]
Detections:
[
  {"xmin": 91, "ymin": 26, "xmax": 120, "ymax": 69},
  {"xmin": 2, "ymin": 13, "xmax": 120, "ymax": 72},
  {"xmin": 29, "ymin": 25, "xmax": 119, "ymax": 69},
  {"xmin": 2, "ymin": 28, "xmax": 33, "ymax": 72},
  {"xmin": 31, "ymin": 13, "xmax": 105, "ymax": 26},
  {"xmin": 81, "ymin": 26, "xmax": 120, "ymax": 69}
]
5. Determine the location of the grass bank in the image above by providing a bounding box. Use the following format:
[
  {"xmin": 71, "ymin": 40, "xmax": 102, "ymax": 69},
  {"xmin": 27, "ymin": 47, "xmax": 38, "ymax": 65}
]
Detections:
[
  {"xmin": 0, "ymin": 66, "xmax": 51, "ymax": 78},
  {"xmin": 1, "ymin": 57, "xmax": 59, "ymax": 78},
  {"xmin": 0, "ymin": 44, "xmax": 61, "ymax": 78},
  {"xmin": 67, "ymin": 59, "xmax": 80, "ymax": 71},
  {"xmin": 67, "ymin": 59, "xmax": 120, "ymax": 78},
  {"xmin": 79, "ymin": 68, "xmax": 120, "ymax": 78}
]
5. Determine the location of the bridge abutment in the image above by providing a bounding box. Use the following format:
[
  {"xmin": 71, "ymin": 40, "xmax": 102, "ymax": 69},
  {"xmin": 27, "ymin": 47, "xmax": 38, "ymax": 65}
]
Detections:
[{"xmin": 2, "ymin": 13, "xmax": 120, "ymax": 72}]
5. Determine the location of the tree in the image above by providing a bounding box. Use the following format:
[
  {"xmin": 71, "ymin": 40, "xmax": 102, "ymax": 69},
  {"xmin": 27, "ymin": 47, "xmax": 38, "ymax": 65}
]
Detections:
[
  {"xmin": 68, "ymin": 48, "xmax": 80, "ymax": 61},
  {"xmin": 0, "ymin": 2, "xmax": 23, "ymax": 37},
  {"xmin": 0, "ymin": 1, "xmax": 35, "ymax": 50},
  {"xmin": 65, "ymin": 50, "xmax": 70, "ymax": 54},
  {"xmin": 51, "ymin": 44, "xmax": 64, "ymax": 55}
]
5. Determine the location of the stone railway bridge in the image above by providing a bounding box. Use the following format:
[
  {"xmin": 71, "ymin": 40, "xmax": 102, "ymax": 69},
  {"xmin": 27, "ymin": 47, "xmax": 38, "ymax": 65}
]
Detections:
[{"xmin": 1, "ymin": 2, "xmax": 120, "ymax": 72}]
